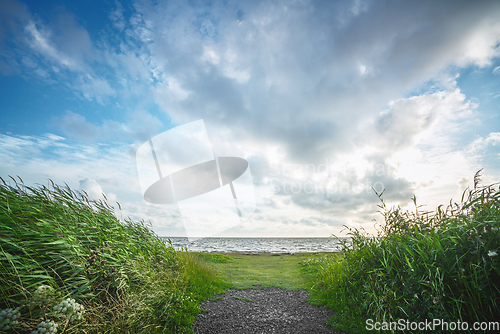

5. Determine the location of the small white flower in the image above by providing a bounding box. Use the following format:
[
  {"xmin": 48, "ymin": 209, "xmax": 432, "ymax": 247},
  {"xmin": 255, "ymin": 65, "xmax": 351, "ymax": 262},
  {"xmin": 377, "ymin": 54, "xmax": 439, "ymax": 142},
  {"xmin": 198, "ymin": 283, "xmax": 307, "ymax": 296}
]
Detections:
[{"xmin": 488, "ymin": 250, "xmax": 498, "ymax": 257}]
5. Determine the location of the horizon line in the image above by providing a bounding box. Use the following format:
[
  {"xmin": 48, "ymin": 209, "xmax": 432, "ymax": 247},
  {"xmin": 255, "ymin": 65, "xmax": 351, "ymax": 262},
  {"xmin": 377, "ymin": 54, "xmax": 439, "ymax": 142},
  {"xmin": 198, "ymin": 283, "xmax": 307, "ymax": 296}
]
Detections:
[{"xmin": 159, "ymin": 236, "xmax": 340, "ymax": 238}]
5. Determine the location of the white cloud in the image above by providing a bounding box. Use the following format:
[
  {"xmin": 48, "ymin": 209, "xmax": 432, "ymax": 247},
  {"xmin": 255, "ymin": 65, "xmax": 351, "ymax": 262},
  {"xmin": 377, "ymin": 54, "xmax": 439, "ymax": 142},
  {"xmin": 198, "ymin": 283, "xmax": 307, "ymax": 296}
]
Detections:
[
  {"xmin": 202, "ymin": 46, "xmax": 220, "ymax": 65},
  {"xmin": 468, "ymin": 132, "xmax": 500, "ymax": 153},
  {"xmin": 78, "ymin": 179, "xmax": 118, "ymax": 203},
  {"xmin": 25, "ymin": 21, "xmax": 76, "ymax": 70},
  {"xmin": 163, "ymin": 77, "xmax": 190, "ymax": 101},
  {"xmin": 378, "ymin": 89, "xmax": 481, "ymax": 209},
  {"xmin": 140, "ymin": 0, "xmax": 500, "ymax": 167},
  {"xmin": 53, "ymin": 110, "xmax": 162, "ymax": 143},
  {"xmin": 54, "ymin": 111, "xmax": 100, "ymax": 141},
  {"xmin": 79, "ymin": 178, "xmax": 105, "ymax": 201},
  {"xmin": 374, "ymin": 88, "xmax": 475, "ymax": 149},
  {"xmin": 77, "ymin": 75, "xmax": 116, "ymax": 103},
  {"xmin": 110, "ymin": 1, "xmax": 126, "ymax": 31},
  {"xmin": 24, "ymin": 7, "xmax": 95, "ymax": 73},
  {"xmin": 2, "ymin": 0, "xmax": 500, "ymax": 236},
  {"xmin": 455, "ymin": 18, "xmax": 500, "ymax": 67},
  {"xmin": 125, "ymin": 110, "xmax": 164, "ymax": 142}
]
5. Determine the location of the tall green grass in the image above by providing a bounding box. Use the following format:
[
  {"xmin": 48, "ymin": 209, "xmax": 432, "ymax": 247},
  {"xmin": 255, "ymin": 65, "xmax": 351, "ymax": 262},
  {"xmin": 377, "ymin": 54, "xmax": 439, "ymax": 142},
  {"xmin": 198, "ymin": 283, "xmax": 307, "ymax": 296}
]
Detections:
[
  {"xmin": 0, "ymin": 177, "xmax": 228, "ymax": 333},
  {"xmin": 307, "ymin": 171, "xmax": 500, "ymax": 333}
]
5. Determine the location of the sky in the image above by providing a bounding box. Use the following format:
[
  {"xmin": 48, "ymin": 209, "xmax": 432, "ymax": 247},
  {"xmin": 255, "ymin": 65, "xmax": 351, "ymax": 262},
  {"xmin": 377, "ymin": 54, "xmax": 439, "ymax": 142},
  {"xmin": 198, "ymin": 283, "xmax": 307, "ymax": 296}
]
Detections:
[{"xmin": 1, "ymin": 0, "xmax": 500, "ymax": 237}]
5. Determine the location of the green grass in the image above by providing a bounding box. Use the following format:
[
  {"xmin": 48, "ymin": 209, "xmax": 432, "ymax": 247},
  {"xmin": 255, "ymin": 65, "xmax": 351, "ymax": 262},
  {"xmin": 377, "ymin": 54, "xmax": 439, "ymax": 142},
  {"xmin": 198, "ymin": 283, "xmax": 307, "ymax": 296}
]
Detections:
[
  {"xmin": 191, "ymin": 252, "xmax": 233, "ymax": 264},
  {"xmin": 0, "ymin": 177, "xmax": 229, "ymax": 333},
  {"xmin": 304, "ymin": 171, "xmax": 500, "ymax": 334},
  {"xmin": 193, "ymin": 252, "xmax": 336, "ymax": 290},
  {"xmin": 231, "ymin": 296, "xmax": 252, "ymax": 302}
]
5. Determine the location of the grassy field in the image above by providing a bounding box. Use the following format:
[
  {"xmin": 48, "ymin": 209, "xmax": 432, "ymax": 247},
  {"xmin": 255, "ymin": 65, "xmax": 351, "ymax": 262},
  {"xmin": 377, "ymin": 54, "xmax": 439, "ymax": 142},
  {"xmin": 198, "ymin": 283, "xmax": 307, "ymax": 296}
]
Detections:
[
  {"xmin": 0, "ymin": 179, "xmax": 228, "ymax": 334},
  {"xmin": 192, "ymin": 252, "xmax": 338, "ymax": 290}
]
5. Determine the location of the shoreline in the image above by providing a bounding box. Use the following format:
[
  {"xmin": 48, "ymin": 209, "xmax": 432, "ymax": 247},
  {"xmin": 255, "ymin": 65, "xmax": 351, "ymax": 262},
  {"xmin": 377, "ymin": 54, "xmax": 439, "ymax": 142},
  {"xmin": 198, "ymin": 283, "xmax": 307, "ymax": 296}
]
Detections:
[{"xmin": 191, "ymin": 251, "xmax": 339, "ymax": 255}]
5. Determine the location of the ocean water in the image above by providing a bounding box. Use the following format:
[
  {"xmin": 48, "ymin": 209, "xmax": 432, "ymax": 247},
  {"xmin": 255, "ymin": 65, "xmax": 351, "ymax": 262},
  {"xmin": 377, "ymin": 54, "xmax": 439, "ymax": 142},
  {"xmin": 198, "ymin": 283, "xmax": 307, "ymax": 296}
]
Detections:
[{"xmin": 162, "ymin": 237, "xmax": 345, "ymax": 253}]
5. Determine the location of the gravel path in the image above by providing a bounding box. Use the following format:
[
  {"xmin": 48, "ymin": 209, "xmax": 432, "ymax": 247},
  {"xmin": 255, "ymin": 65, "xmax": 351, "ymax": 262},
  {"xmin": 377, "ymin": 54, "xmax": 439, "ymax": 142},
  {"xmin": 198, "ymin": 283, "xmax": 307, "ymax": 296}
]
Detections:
[{"xmin": 192, "ymin": 287, "xmax": 345, "ymax": 334}]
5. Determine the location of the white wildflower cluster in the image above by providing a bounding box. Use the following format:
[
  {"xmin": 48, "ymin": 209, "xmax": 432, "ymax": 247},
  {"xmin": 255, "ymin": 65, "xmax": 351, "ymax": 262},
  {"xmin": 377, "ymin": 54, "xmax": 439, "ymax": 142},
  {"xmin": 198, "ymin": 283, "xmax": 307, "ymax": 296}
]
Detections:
[
  {"xmin": 0, "ymin": 307, "xmax": 21, "ymax": 331},
  {"xmin": 53, "ymin": 298, "xmax": 84, "ymax": 322},
  {"xmin": 178, "ymin": 293, "xmax": 194, "ymax": 303},
  {"xmin": 35, "ymin": 285, "xmax": 54, "ymax": 296},
  {"xmin": 31, "ymin": 320, "xmax": 58, "ymax": 334},
  {"xmin": 488, "ymin": 250, "xmax": 498, "ymax": 257},
  {"xmin": 34, "ymin": 285, "xmax": 54, "ymax": 298}
]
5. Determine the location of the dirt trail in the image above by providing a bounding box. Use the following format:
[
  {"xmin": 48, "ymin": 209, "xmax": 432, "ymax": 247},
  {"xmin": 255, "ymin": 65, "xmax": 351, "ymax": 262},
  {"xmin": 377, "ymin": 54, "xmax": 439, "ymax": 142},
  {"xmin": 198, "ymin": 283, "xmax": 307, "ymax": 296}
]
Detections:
[{"xmin": 192, "ymin": 287, "xmax": 346, "ymax": 334}]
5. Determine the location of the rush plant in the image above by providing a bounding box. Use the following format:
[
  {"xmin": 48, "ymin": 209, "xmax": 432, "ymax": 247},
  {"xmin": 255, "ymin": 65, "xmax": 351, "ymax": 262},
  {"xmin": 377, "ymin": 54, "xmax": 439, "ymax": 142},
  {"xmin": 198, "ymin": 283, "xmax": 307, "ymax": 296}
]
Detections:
[
  {"xmin": 307, "ymin": 171, "xmax": 500, "ymax": 333},
  {"xmin": 0, "ymin": 177, "xmax": 227, "ymax": 333}
]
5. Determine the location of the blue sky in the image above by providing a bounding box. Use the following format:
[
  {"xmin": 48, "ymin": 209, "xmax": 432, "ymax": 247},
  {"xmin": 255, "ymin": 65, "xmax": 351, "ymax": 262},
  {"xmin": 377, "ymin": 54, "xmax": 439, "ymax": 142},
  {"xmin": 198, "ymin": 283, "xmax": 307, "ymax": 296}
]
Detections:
[{"xmin": 1, "ymin": 0, "xmax": 500, "ymax": 237}]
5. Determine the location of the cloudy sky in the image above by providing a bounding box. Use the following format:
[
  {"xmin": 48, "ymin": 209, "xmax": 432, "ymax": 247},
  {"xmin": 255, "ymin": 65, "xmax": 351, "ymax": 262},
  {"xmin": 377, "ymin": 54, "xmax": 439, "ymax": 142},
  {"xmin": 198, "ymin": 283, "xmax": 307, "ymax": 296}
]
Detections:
[{"xmin": 1, "ymin": 0, "xmax": 500, "ymax": 237}]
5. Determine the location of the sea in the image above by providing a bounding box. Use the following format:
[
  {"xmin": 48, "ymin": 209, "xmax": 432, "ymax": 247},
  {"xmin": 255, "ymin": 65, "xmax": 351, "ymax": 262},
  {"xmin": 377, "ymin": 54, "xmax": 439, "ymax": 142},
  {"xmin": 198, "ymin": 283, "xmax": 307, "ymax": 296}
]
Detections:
[{"xmin": 161, "ymin": 237, "xmax": 346, "ymax": 253}]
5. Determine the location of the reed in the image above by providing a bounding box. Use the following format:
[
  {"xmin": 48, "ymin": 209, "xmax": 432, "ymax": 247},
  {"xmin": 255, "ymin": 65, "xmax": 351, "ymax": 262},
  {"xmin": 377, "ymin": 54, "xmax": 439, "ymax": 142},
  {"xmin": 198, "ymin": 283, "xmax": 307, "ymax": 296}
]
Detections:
[
  {"xmin": 306, "ymin": 171, "xmax": 500, "ymax": 333},
  {"xmin": 0, "ymin": 177, "xmax": 228, "ymax": 333}
]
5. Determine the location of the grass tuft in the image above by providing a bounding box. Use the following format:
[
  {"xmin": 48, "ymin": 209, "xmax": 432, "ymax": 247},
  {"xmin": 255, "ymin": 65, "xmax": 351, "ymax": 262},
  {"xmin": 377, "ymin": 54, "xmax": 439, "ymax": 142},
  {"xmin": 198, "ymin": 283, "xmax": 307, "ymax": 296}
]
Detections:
[{"xmin": 232, "ymin": 296, "xmax": 252, "ymax": 302}]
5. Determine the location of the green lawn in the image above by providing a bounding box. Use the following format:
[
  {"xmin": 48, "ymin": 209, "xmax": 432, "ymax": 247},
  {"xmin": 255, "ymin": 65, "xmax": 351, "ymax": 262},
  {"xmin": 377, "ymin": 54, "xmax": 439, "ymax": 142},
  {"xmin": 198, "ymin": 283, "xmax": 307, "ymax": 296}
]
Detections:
[{"xmin": 193, "ymin": 252, "xmax": 337, "ymax": 290}]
